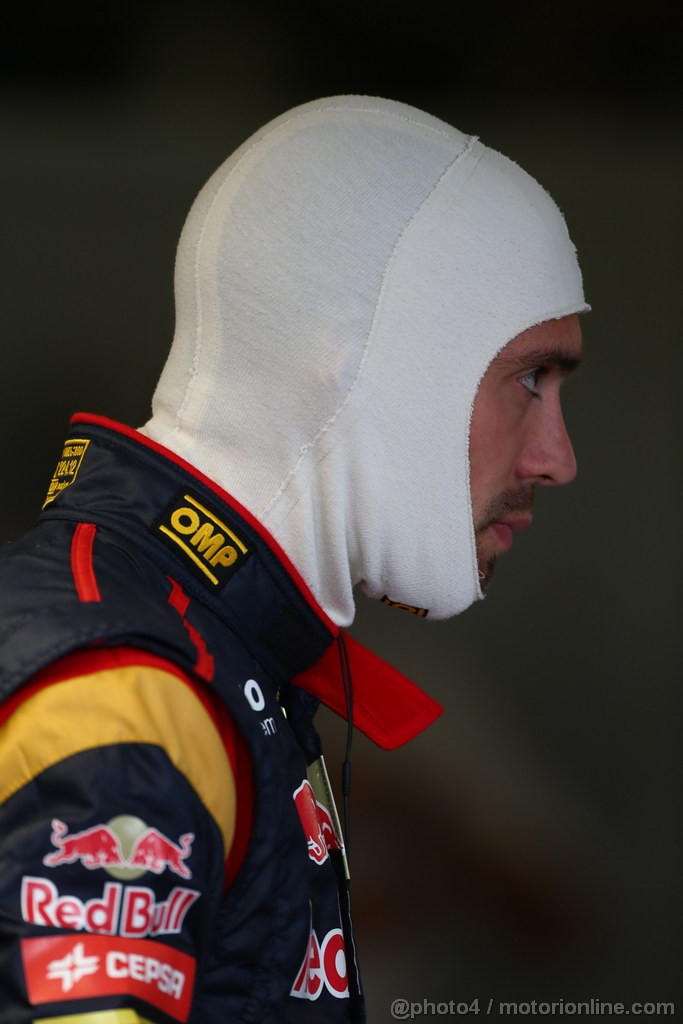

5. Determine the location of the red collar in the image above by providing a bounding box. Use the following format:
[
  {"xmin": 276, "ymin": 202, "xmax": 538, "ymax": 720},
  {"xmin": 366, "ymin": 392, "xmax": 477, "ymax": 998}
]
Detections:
[
  {"xmin": 71, "ymin": 413, "xmax": 443, "ymax": 751},
  {"xmin": 293, "ymin": 634, "xmax": 442, "ymax": 751}
]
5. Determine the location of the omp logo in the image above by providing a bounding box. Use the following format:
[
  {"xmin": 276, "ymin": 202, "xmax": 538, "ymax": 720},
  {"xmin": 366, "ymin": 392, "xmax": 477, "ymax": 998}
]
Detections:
[{"xmin": 156, "ymin": 492, "xmax": 251, "ymax": 588}]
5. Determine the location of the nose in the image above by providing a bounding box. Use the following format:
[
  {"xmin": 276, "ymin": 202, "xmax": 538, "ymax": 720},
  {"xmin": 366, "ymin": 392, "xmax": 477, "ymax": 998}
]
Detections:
[{"xmin": 516, "ymin": 402, "xmax": 577, "ymax": 486}]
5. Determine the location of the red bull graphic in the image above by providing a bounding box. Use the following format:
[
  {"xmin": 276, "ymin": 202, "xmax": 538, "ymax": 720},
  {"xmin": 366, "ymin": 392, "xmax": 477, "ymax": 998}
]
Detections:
[
  {"xmin": 290, "ymin": 924, "xmax": 349, "ymax": 1000},
  {"xmin": 293, "ymin": 781, "xmax": 326, "ymax": 864},
  {"xmin": 128, "ymin": 828, "xmax": 194, "ymax": 879},
  {"xmin": 43, "ymin": 820, "xmax": 125, "ymax": 871},
  {"xmin": 42, "ymin": 818, "xmax": 194, "ymax": 880},
  {"xmin": 293, "ymin": 780, "xmax": 342, "ymax": 866},
  {"xmin": 317, "ymin": 801, "xmax": 341, "ymax": 855},
  {"xmin": 21, "ymin": 934, "xmax": 196, "ymax": 1022},
  {"xmin": 21, "ymin": 876, "xmax": 200, "ymax": 938}
]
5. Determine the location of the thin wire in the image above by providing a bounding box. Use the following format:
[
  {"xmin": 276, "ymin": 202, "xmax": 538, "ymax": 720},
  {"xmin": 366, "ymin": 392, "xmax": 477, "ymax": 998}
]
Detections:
[{"xmin": 337, "ymin": 632, "xmax": 354, "ymax": 855}]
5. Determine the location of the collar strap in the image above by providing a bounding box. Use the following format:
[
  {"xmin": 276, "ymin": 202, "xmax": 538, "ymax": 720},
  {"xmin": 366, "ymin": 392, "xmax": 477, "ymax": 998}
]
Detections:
[{"xmin": 294, "ymin": 632, "xmax": 442, "ymax": 750}]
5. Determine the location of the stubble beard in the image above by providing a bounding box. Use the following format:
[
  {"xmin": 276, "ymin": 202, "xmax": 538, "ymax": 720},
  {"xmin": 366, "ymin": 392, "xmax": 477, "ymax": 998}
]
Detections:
[{"xmin": 474, "ymin": 486, "xmax": 535, "ymax": 591}]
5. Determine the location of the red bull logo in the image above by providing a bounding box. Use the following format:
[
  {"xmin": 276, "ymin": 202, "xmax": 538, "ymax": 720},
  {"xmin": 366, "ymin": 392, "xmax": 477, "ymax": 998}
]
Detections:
[
  {"xmin": 127, "ymin": 828, "xmax": 194, "ymax": 880},
  {"xmin": 43, "ymin": 818, "xmax": 194, "ymax": 880},
  {"xmin": 293, "ymin": 781, "xmax": 326, "ymax": 864},
  {"xmin": 317, "ymin": 802, "xmax": 341, "ymax": 855},
  {"xmin": 293, "ymin": 780, "xmax": 342, "ymax": 866},
  {"xmin": 43, "ymin": 820, "xmax": 125, "ymax": 871}
]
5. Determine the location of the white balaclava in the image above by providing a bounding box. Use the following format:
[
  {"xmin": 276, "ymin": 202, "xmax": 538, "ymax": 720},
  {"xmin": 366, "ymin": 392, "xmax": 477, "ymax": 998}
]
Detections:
[{"xmin": 143, "ymin": 96, "xmax": 587, "ymax": 627}]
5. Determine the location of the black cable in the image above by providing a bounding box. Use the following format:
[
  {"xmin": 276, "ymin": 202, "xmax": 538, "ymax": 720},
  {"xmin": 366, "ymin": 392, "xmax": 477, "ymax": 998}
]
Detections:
[
  {"xmin": 336, "ymin": 631, "xmax": 366, "ymax": 1020},
  {"xmin": 337, "ymin": 631, "xmax": 354, "ymax": 855}
]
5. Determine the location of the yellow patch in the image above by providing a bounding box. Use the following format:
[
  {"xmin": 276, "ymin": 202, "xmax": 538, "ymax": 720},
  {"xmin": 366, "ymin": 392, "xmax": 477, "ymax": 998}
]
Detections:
[
  {"xmin": 35, "ymin": 1011, "xmax": 153, "ymax": 1023},
  {"xmin": 43, "ymin": 438, "xmax": 90, "ymax": 508},
  {"xmin": 157, "ymin": 492, "xmax": 251, "ymax": 588},
  {"xmin": 381, "ymin": 595, "xmax": 429, "ymax": 617},
  {"xmin": 0, "ymin": 664, "xmax": 235, "ymax": 855}
]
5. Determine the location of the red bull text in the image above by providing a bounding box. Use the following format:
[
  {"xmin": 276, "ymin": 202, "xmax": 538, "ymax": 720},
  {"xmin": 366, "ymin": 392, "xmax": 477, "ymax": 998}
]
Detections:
[{"xmin": 21, "ymin": 877, "xmax": 199, "ymax": 938}]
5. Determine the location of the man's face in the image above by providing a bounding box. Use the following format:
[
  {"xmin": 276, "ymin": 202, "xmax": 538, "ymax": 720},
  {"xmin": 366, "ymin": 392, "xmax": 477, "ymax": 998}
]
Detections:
[{"xmin": 469, "ymin": 314, "xmax": 583, "ymax": 589}]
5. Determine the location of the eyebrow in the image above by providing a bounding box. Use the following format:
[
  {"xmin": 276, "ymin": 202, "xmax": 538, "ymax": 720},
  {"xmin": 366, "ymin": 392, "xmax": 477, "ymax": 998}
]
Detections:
[{"xmin": 497, "ymin": 345, "xmax": 582, "ymax": 376}]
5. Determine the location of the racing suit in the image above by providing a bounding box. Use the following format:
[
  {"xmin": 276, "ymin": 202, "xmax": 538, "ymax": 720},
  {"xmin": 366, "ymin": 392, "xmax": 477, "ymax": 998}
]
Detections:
[{"xmin": 0, "ymin": 414, "xmax": 441, "ymax": 1023}]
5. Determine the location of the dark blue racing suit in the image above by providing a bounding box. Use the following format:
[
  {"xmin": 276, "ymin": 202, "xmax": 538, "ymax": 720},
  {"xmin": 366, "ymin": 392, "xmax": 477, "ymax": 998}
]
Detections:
[{"xmin": 0, "ymin": 414, "xmax": 441, "ymax": 1023}]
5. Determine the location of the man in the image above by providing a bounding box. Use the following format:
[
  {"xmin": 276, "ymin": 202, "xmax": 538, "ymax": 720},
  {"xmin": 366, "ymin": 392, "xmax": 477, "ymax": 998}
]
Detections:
[{"xmin": 0, "ymin": 96, "xmax": 587, "ymax": 1022}]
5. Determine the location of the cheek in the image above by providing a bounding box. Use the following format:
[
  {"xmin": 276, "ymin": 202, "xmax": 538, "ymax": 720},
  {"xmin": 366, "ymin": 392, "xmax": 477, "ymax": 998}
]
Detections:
[
  {"xmin": 469, "ymin": 430, "xmax": 495, "ymax": 517},
  {"xmin": 469, "ymin": 411, "xmax": 523, "ymax": 513},
  {"xmin": 470, "ymin": 373, "xmax": 531, "ymax": 510}
]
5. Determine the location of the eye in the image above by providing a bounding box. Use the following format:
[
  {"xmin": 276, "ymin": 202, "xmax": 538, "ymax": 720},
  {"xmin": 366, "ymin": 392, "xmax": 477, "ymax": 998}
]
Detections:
[{"xmin": 519, "ymin": 368, "xmax": 541, "ymax": 395}]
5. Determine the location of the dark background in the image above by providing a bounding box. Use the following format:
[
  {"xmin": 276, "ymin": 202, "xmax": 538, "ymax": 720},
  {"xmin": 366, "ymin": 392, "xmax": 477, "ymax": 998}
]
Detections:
[{"xmin": 2, "ymin": 2, "xmax": 680, "ymax": 1018}]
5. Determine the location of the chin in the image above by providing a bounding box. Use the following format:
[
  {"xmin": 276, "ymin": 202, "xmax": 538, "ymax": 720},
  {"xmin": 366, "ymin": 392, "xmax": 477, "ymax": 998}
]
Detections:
[{"xmin": 477, "ymin": 557, "xmax": 497, "ymax": 591}]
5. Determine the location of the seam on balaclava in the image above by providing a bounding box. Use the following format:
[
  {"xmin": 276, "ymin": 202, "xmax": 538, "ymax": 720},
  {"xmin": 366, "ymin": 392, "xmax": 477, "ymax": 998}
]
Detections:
[
  {"xmin": 171, "ymin": 101, "xmax": 463, "ymax": 439},
  {"xmin": 259, "ymin": 132, "xmax": 481, "ymax": 519}
]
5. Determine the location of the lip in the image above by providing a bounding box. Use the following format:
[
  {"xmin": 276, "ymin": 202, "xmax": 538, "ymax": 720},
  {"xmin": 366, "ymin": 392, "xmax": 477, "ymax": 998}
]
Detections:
[{"xmin": 490, "ymin": 517, "xmax": 532, "ymax": 553}]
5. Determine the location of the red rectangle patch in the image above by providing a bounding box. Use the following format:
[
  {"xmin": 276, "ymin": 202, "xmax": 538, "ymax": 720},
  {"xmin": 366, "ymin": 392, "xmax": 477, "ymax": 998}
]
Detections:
[{"xmin": 21, "ymin": 934, "xmax": 195, "ymax": 1022}]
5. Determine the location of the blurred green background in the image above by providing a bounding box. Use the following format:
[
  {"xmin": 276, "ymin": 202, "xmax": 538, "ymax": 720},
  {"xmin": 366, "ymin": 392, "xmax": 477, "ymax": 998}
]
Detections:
[{"xmin": 2, "ymin": 1, "xmax": 680, "ymax": 1017}]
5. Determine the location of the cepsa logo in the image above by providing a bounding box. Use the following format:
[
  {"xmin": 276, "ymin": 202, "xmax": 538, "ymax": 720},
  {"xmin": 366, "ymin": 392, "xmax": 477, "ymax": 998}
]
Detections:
[
  {"xmin": 293, "ymin": 780, "xmax": 342, "ymax": 866},
  {"xmin": 156, "ymin": 491, "xmax": 251, "ymax": 589},
  {"xmin": 21, "ymin": 934, "xmax": 195, "ymax": 1022}
]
